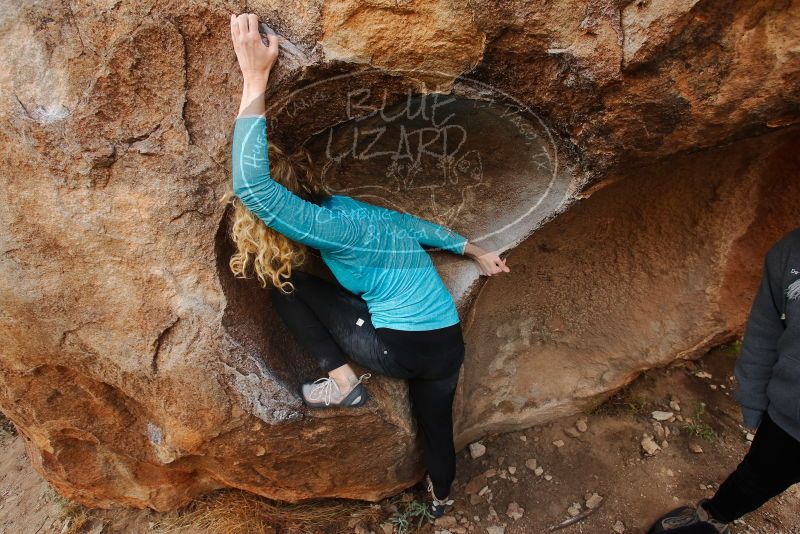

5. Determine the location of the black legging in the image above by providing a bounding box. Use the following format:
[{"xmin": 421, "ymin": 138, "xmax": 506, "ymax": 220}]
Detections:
[
  {"xmin": 706, "ymin": 412, "xmax": 800, "ymax": 522},
  {"xmin": 270, "ymin": 270, "xmax": 465, "ymax": 499},
  {"xmin": 650, "ymin": 412, "xmax": 800, "ymax": 533}
]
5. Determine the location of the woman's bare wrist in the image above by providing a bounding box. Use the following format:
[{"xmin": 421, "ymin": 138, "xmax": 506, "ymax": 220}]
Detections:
[
  {"xmin": 238, "ymin": 73, "xmax": 270, "ymax": 117},
  {"xmin": 243, "ymin": 72, "xmax": 269, "ymax": 87},
  {"xmin": 464, "ymin": 242, "xmax": 483, "ymax": 258}
]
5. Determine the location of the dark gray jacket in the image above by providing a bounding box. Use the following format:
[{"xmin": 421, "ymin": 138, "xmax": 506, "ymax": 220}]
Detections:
[{"xmin": 735, "ymin": 228, "xmax": 800, "ymax": 441}]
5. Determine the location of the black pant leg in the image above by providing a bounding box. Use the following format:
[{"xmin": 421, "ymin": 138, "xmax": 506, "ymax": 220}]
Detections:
[
  {"xmin": 401, "ymin": 329, "xmax": 464, "ymax": 501},
  {"xmin": 408, "ymin": 367, "xmax": 461, "ymax": 500},
  {"xmin": 270, "ymin": 284, "xmax": 348, "ymax": 373},
  {"xmin": 706, "ymin": 412, "xmax": 800, "ymax": 523},
  {"xmin": 272, "ymin": 271, "xmax": 410, "ymax": 378}
]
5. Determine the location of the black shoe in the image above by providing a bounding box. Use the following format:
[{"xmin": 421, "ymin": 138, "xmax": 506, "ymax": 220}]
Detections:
[
  {"xmin": 649, "ymin": 505, "xmax": 698, "ymax": 533},
  {"xmin": 695, "ymin": 500, "xmax": 730, "ymax": 534},
  {"xmin": 648, "ymin": 500, "xmax": 729, "ymax": 534},
  {"xmin": 426, "ymin": 474, "xmax": 454, "ymax": 518}
]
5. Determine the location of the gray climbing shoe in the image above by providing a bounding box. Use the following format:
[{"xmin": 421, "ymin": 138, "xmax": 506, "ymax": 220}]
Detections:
[{"xmin": 300, "ymin": 373, "xmax": 371, "ymax": 408}]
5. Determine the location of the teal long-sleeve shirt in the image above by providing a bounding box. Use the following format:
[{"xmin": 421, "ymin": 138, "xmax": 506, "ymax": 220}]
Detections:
[{"xmin": 232, "ymin": 115, "xmax": 468, "ymax": 330}]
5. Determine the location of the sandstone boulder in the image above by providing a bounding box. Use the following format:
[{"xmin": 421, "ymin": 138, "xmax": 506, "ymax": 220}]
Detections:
[{"xmin": 0, "ymin": 0, "xmax": 798, "ymax": 510}]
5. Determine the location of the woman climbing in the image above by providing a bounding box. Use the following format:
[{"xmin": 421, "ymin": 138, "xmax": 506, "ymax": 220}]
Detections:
[{"xmin": 224, "ymin": 13, "xmax": 510, "ymax": 516}]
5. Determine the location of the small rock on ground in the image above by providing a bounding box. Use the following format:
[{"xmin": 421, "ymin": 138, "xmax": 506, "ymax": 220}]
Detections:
[
  {"xmin": 506, "ymin": 502, "xmax": 524, "ymax": 520},
  {"xmin": 434, "ymin": 516, "xmax": 458, "ymax": 529},
  {"xmin": 652, "ymin": 421, "xmax": 666, "ymax": 441},
  {"xmin": 567, "ymin": 502, "xmax": 582, "ymax": 516},
  {"xmin": 585, "ymin": 492, "xmax": 603, "ymax": 509},
  {"xmin": 465, "ymin": 473, "xmax": 488, "ymax": 495},
  {"xmin": 576, "ymin": 417, "xmax": 588, "ymax": 432},
  {"xmin": 469, "ymin": 442, "xmax": 486, "ymax": 459},
  {"xmin": 641, "ymin": 434, "xmax": 661, "ymax": 456}
]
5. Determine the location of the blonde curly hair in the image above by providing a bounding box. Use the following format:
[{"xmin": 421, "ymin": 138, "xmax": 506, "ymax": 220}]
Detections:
[{"xmin": 220, "ymin": 142, "xmax": 329, "ymax": 293}]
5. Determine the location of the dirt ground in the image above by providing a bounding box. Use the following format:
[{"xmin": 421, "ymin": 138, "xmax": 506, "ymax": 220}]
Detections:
[{"xmin": 1, "ymin": 345, "xmax": 798, "ymax": 534}]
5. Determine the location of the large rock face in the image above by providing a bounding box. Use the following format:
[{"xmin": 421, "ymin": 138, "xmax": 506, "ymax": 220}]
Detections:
[
  {"xmin": 1, "ymin": 0, "xmax": 798, "ymax": 510},
  {"xmin": 455, "ymin": 128, "xmax": 800, "ymax": 444}
]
